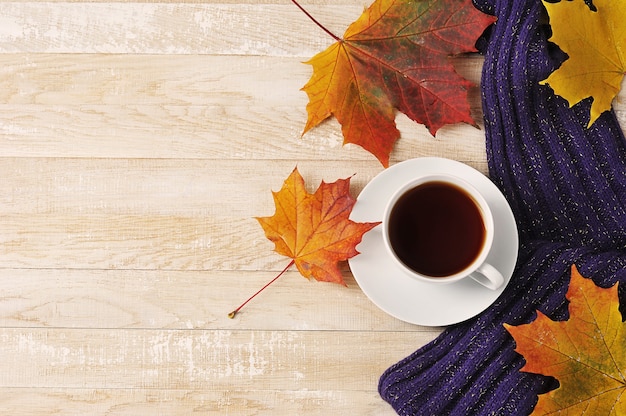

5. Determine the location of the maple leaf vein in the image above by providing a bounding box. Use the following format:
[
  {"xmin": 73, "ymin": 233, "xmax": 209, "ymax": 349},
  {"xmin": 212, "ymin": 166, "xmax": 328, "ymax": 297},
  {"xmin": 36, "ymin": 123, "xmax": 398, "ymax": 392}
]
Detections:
[
  {"xmin": 580, "ymin": 288, "xmax": 626, "ymax": 384},
  {"xmin": 297, "ymin": 195, "xmax": 353, "ymax": 258}
]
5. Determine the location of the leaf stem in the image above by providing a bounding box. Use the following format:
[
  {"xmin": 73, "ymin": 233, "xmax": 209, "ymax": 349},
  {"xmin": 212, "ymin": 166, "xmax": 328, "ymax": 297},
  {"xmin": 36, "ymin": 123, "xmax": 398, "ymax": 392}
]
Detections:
[
  {"xmin": 228, "ymin": 260, "xmax": 296, "ymax": 319},
  {"xmin": 290, "ymin": 0, "xmax": 341, "ymax": 42}
]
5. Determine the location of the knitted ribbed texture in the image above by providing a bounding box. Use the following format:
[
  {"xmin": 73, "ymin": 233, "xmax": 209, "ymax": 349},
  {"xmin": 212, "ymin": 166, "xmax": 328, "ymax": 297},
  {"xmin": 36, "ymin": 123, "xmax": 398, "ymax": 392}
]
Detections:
[{"xmin": 378, "ymin": 1, "xmax": 626, "ymax": 415}]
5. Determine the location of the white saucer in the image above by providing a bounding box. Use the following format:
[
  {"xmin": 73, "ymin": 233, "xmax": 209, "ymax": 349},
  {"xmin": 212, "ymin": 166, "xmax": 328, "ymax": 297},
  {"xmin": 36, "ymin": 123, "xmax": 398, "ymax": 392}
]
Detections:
[{"xmin": 348, "ymin": 157, "xmax": 518, "ymax": 326}]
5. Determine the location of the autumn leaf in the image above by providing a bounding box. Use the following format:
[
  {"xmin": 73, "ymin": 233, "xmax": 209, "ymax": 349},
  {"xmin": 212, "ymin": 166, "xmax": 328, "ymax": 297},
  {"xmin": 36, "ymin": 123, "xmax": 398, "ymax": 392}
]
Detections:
[
  {"xmin": 504, "ymin": 265, "xmax": 626, "ymax": 415},
  {"xmin": 257, "ymin": 167, "xmax": 380, "ymax": 285},
  {"xmin": 541, "ymin": 0, "xmax": 626, "ymax": 127},
  {"xmin": 228, "ymin": 167, "xmax": 379, "ymax": 318},
  {"xmin": 298, "ymin": 0, "xmax": 495, "ymax": 167}
]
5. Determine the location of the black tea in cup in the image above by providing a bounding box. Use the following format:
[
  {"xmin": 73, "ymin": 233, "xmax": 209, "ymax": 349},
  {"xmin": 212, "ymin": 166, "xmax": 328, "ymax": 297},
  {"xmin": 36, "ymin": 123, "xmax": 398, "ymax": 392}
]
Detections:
[{"xmin": 387, "ymin": 181, "xmax": 486, "ymax": 277}]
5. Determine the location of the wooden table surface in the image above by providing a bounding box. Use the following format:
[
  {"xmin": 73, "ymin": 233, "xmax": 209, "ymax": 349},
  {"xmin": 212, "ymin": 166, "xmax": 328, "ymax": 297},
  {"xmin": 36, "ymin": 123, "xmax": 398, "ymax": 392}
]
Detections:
[{"xmin": 0, "ymin": 0, "xmax": 496, "ymax": 414}]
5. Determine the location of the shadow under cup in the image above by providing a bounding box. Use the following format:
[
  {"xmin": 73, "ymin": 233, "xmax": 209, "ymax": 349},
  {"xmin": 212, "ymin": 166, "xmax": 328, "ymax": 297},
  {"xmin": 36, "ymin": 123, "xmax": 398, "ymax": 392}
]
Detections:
[{"xmin": 383, "ymin": 174, "xmax": 504, "ymax": 290}]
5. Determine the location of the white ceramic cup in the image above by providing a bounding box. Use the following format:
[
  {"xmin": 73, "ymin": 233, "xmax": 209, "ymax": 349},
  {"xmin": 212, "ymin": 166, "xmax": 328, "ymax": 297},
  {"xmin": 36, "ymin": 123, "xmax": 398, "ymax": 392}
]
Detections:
[{"xmin": 382, "ymin": 173, "xmax": 504, "ymax": 290}]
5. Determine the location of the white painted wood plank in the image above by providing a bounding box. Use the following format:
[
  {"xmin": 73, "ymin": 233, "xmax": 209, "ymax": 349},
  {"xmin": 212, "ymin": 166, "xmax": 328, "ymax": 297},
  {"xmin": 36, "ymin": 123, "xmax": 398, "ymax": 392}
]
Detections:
[
  {"xmin": 0, "ymin": 158, "xmax": 485, "ymax": 215},
  {"xmin": 0, "ymin": 54, "xmax": 487, "ymax": 161},
  {"xmin": 0, "ymin": 54, "xmax": 483, "ymax": 106},
  {"xmin": 0, "ymin": 328, "xmax": 429, "ymax": 391},
  {"xmin": 0, "ymin": 159, "xmax": 488, "ymax": 270},
  {"xmin": 0, "ymin": 3, "xmax": 362, "ymax": 56},
  {"xmin": 0, "ymin": 387, "xmax": 398, "ymax": 416},
  {"xmin": 0, "ymin": 268, "xmax": 434, "ymax": 332},
  {"xmin": 0, "ymin": 105, "xmax": 488, "ymax": 161}
]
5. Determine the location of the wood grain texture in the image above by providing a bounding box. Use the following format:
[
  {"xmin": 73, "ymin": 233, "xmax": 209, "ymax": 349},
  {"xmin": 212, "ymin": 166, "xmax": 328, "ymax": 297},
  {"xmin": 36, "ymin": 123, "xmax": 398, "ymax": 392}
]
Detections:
[
  {"xmin": 7, "ymin": 0, "xmax": 619, "ymax": 414},
  {"xmin": 0, "ymin": 3, "xmax": 358, "ymax": 56},
  {"xmin": 0, "ymin": 158, "xmax": 488, "ymax": 274},
  {"xmin": 0, "ymin": 388, "xmax": 395, "ymax": 415},
  {"xmin": 0, "ymin": 53, "xmax": 486, "ymax": 161},
  {"xmin": 0, "ymin": 328, "xmax": 427, "ymax": 388},
  {"xmin": 0, "ymin": 268, "xmax": 431, "ymax": 331}
]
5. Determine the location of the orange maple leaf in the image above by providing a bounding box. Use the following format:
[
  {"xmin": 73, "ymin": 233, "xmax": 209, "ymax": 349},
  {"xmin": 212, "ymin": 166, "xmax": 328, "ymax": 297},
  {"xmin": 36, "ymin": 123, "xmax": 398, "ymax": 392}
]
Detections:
[
  {"xmin": 256, "ymin": 167, "xmax": 380, "ymax": 285},
  {"xmin": 505, "ymin": 265, "xmax": 626, "ymax": 415},
  {"xmin": 300, "ymin": 0, "xmax": 496, "ymax": 166}
]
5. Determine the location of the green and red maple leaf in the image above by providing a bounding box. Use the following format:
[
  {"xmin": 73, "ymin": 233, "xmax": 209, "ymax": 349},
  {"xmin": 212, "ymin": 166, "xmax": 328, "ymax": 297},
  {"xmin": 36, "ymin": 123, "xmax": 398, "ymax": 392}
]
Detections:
[{"xmin": 299, "ymin": 0, "xmax": 496, "ymax": 166}]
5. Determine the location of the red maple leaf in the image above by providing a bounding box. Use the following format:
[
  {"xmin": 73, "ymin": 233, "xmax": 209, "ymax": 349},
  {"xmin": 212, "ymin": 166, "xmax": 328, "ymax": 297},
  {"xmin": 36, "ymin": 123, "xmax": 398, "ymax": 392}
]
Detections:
[{"xmin": 298, "ymin": 0, "xmax": 496, "ymax": 166}]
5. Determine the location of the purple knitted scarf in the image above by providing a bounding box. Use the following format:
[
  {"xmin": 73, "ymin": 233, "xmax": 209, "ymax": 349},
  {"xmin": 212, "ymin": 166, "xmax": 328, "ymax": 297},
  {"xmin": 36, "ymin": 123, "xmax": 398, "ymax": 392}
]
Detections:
[{"xmin": 378, "ymin": 1, "xmax": 626, "ymax": 415}]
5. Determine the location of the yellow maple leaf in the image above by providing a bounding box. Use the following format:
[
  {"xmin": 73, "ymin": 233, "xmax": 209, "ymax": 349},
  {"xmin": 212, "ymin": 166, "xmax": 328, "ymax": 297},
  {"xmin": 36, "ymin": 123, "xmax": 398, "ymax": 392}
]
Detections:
[
  {"xmin": 540, "ymin": 0, "xmax": 626, "ymax": 127},
  {"xmin": 504, "ymin": 266, "xmax": 626, "ymax": 415}
]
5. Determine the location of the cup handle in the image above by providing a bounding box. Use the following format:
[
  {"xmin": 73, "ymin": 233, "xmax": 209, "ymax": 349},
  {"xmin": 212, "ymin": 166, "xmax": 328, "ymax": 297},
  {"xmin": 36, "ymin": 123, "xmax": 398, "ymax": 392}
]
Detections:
[{"xmin": 469, "ymin": 262, "xmax": 504, "ymax": 290}]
